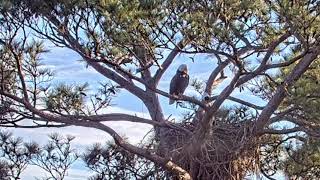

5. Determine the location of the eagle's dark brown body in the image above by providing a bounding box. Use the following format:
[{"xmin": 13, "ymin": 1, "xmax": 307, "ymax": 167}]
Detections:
[{"xmin": 169, "ymin": 65, "xmax": 189, "ymax": 104}]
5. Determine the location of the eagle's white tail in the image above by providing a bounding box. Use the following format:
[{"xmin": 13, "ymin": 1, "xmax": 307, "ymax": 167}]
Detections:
[{"xmin": 169, "ymin": 99, "xmax": 175, "ymax": 105}]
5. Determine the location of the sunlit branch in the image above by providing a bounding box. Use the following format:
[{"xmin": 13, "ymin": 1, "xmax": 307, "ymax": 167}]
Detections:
[
  {"xmin": 255, "ymin": 46, "xmax": 320, "ymax": 133},
  {"xmin": 197, "ymin": 71, "xmax": 242, "ymax": 138},
  {"xmin": 67, "ymin": 113, "xmax": 166, "ymax": 127},
  {"xmin": 205, "ymin": 58, "xmax": 230, "ymax": 95},
  {"xmin": 0, "ymin": 124, "xmax": 69, "ymax": 128},
  {"xmin": 147, "ymin": 86, "xmax": 207, "ymax": 109},
  {"xmin": 263, "ymin": 127, "xmax": 303, "ymax": 135}
]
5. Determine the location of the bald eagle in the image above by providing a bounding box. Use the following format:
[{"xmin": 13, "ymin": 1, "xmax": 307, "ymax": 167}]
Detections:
[{"xmin": 169, "ymin": 64, "xmax": 189, "ymax": 105}]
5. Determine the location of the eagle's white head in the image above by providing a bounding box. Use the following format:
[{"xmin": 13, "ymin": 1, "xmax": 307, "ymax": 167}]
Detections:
[
  {"xmin": 202, "ymin": 92, "xmax": 210, "ymax": 101},
  {"xmin": 177, "ymin": 64, "xmax": 188, "ymax": 74}
]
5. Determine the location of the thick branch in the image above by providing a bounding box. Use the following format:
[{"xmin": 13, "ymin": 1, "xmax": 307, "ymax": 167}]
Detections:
[
  {"xmin": 260, "ymin": 32, "xmax": 291, "ymax": 65},
  {"xmin": 205, "ymin": 58, "xmax": 230, "ymax": 95},
  {"xmin": 0, "ymin": 91, "xmax": 191, "ymax": 177},
  {"xmin": 67, "ymin": 113, "xmax": 185, "ymax": 129},
  {"xmin": 148, "ymin": 86, "xmax": 207, "ymax": 109},
  {"xmin": 0, "ymin": 124, "xmax": 69, "ymax": 128},
  {"xmin": 196, "ymin": 71, "xmax": 242, "ymax": 139},
  {"xmin": 45, "ymin": 15, "xmax": 148, "ymax": 101},
  {"xmin": 255, "ymin": 47, "xmax": 320, "ymax": 134}
]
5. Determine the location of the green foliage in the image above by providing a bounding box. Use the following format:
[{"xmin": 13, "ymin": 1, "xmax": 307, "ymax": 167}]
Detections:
[
  {"xmin": 30, "ymin": 133, "xmax": 78, "ymax": 180},
  {"xmin": 0, "ymin": 131, "xmax": 79, "ymax": 180},
  {"xmin": 0, "ymin": 0, "xmax": 319, "ymax": 179},
  {"xmin": 2, "ymin": 0, "xmax": 303, "ymax": 64},
  {"xmin": 278, "ymin": 55, "xmax": 320, "ymax": 179},
  {"xmin": 83, "ymin": 141, "xmax": 168, "ymax": 180},
  {"xmin": 0, "ymin": 131, "xmax": 169, "ymax": 179},
  {"xmin": 283, "ymin": 138, "xmax": 320, "ymax": 179},
  {"xmin": 271, "ymin": 0, "xmax": 320, "ymax": 44},
  {"xmin": 0, "ymin": 131, "xmax": 39, "ymax": 179},
  {"xmin": 283, "ymin": 60, "xmax": 320, "ymax": 123},
  {"xmin": 0, "ymin": 45, "xmax": 17, "ymax": 93},
  {"xmin": 45, "ymin": 83, "xmax": 88, "ymax": 115}
]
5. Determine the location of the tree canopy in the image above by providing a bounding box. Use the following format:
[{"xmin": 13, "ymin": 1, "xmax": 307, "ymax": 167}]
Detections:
[
  {"xmin": 0, "ymin": 0, "xmax": 320, "ymax": 179},
  {"xmin": 279, "ymin": 60, "xmax": 320, "ymax": 179}
]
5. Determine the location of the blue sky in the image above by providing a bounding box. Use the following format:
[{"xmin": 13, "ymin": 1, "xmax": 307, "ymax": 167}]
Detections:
[{"xmin": 6, "ymin": 44, "xmax": 286, "ymax": 179}]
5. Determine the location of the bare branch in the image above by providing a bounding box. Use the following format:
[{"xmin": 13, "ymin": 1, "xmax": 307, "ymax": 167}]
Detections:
[
  {"xmin": 147, "ymin": 86, "xmax": 207, "ymax": 109},
  {"xmin": 197, "ymin": 71, "xmax": 242, "ymax": 138},
  {"xmin": 265, "ymin": 50, "xmax": 307, "ymax": 69},
  {"xmin": 153, "ymin": 39, "xmax": 187, "ymax": 85},
  {"xmin": 68, "ymin": 113, "xmax": 166, "ymax": 127},
  {"xmin": 43, "ymin": 15, "xmax": 149, "ymax": 101},
  {"xmin": 0, "ymin": 90, "xmax": 190, "ymax": 177},
  {"xmin": 0, "ymin": 124, "xmax": 69, "ymax": 128},
  {"xmin": 209, "ymin": 72, "xmax": 242, "ymax": 111},
  {"xmin": 236, "ymin": 32, "xmax": 292, "ymax": 86}
]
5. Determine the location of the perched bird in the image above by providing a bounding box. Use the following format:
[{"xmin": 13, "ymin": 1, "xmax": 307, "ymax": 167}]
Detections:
[
  {"xmin": 202, "ymin": 92, "xmax": 210, "ymax": 101},
  {"xmin": 169, "ymin": 64, "xmax": 189, "ymax": 105}
]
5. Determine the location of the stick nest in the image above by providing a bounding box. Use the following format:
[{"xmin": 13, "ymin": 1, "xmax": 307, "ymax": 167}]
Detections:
[{"xmin": 158, "ymin": 119, "xmax": 263, "ymax": 179}]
